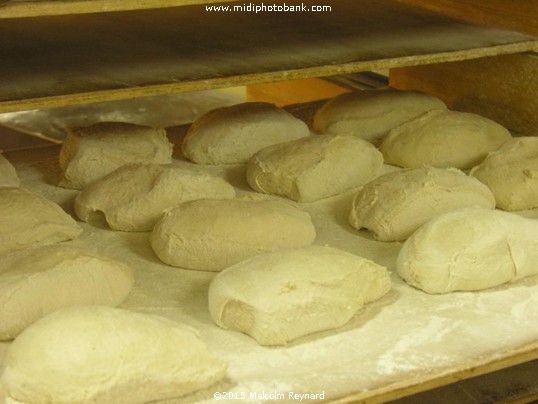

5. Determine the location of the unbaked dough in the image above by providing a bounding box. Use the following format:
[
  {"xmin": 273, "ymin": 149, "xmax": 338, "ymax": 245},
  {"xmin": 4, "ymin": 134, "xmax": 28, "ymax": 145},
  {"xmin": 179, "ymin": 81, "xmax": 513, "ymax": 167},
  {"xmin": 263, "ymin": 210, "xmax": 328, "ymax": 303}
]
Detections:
[
  {"xmin": 349, "ymin": 166, "xmax": 496, "ymax": 241},
  {"xmin": 397, "ymin": 207, "xmax": 538, "ymax": 293},
  {"xmin": 380, "ymin": 109, "xmax": 512, "ymax": 169},
  {"xmin": 0, "ymin": 153, "xmax": 19, "ymax": 187},
  {"xmin": 151, "ymin": 198, "xmax": 316, "ymax": 271},
  {"xmin": 182, "ymin": 102, "xmax": 311, "ymax": 164},
  {"xmin": 59, "ymin": 122, "xmax": 173, "ymax": 189},
  {"xmin": 0, "ymin": 246, "xmax": 133, "ymax": 340},
  {"xmin": 0, "ymin": 306, "xmax": 227, "ymax": 403},
  {"xmin": 247, "ymin": 134, "xmax": 383, "ymax": 202},
  {"xmin": 208, "ymin": 245, "xmax": 391, "ymax": 346},
  {"xmin": 470, "ymin": 137, "xmax": 538, "ymax": 211},
  {"xmin": 312, "ymin": 89, "xmax": 446, "ymax": 144},
  {"xmin": 0, "ymin": 188, "xmax": 82, "ymax": 255},
  {"xmin": 75, "ymin": 162, "xmax": 236, "ymax": 231}
]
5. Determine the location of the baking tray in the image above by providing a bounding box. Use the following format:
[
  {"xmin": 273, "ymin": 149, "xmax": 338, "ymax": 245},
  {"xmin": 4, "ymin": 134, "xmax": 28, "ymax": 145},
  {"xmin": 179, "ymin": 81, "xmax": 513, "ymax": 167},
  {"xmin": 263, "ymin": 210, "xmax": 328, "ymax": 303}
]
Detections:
[{"xmin": 2, "ymin": 132, "xmax": 538, "ymax": 403}]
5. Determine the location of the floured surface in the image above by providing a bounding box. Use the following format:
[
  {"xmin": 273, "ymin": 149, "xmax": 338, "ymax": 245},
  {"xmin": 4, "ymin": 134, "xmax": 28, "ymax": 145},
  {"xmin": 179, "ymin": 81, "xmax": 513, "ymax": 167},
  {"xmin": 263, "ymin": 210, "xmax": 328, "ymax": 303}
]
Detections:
[{"xmin": 2, "ymin": 145, "xmax": 538, "ymax": 403}]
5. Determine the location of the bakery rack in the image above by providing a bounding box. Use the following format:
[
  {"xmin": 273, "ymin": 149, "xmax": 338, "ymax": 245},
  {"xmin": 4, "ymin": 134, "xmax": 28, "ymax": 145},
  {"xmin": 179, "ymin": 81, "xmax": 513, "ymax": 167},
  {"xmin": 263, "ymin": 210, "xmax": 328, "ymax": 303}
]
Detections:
[
  {"xmin": 0, "ymin": 0, "xmax": 536, "ymax": 114},
  {"xmin": 1, "ymin": 0, "xmax": 538, "ymax": 402}
]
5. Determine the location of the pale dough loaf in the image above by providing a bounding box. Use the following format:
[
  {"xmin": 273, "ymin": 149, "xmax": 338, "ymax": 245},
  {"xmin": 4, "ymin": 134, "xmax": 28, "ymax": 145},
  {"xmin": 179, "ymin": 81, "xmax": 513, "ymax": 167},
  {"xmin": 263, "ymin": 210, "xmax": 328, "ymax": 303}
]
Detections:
[
  {"xmin": 59, "ymin": 122, "xmax": 173, "ymax": 189},
  {"xmin": 0, "ymin": 188, "xmax": 82, "ymax": 255},
  {"xmin": 397, "ymin": 207, "xmax": 538, "ymax": 293},
  {"xmin": 470, "ymin": 137, "xmax": 538, "ymax": 211},
  {"xmin": 151, "ymin": 198, "xmax": 316, "ymax": 271},
  {"xmin": 247, "ymin": 134, "xmax": 383, "ymax": 202},
  {"xmin": 0, "ymin": 246, "xmax": 133, "ymax": 340},
  {"xmin": 75, "ymin": 162, "xmax": 236, "ymax": 231},
  {"xmin": 0, "ymin": 306, "xmax": 227, "ymax": 403},
  {"xmin": 312, "ymin": 89, "xmax": 446, "ymax": 144},
  {"xmin": 380, "ymin": 109, "xmax": 512, "ymax": 169},
  {"xmin": 182, "ymin": 102, "xmax": 311, "ymax": 164},
  {"xmin": 0, "ymin": 154, "xmax": 19, "ymax": 187},
  {"xmin": 208, "ymin": 245, "xmax": 391, "ymax": 346},
  {"xmin": 349, "ymin": 166, "xmax": 496, "ymax": 241}
]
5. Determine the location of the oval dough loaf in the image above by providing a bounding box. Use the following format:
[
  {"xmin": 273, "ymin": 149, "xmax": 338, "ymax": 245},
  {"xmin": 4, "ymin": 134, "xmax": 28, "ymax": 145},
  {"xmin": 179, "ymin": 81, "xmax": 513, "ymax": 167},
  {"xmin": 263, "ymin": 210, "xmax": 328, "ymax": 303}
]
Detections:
[
  {"xmin": 397, "ymin": 207, "xmax": 538, "ymax": 293},
  {"xmin": 151, "ymin": 198, "xmax": 316, "ymax": 271},
  {"xmin": 349, "ymin": 166, "xmax": 496, "ymax": 241},
  {"xmin": 208, "ymin": 245, "xmax": 391, "ymax": 346},
  {"xmin": 75, "ymin": 163, "xmax": 236, "ymax": 231},
  {"xmin": 59, "ymin": 122, "xmax": 173, "ymax": 189},
  {"xmin": 182, "ymin": 102, "xmax": 310, "ymax": 164},
  {"xmin": 0, "ymin": 246, "xmax": 133, "ymax": 340},
  {"xmin": 312, "ymin": 89, "xmax": 446, "ymax": 144},
  {"xmin": 247, "ymin": 134, "xmax": 383, "ymax": 202},
  {"xmin": 0, "ymin": 188, "xmax": 82, "ymax": 255},
  {"xmin": 0, "ymin": 153, "xmax": 19, "ymax": 187},
  {"xmin": 470, "ymin": 137, "xmax": 538, "ymax": 211},
  {"xmin": 380, "ymin": 109, "xmax": 512, "ymax": 169},
  {"xmin": 0, "ymin": 306, "xmax": 227, "ymax": 403}
]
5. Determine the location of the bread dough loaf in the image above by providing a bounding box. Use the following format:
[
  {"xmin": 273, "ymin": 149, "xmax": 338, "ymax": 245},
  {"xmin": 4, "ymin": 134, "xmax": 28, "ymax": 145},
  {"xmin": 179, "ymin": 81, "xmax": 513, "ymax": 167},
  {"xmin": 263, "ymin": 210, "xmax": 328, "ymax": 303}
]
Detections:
[
  {"xmin": 380, "ymin": 109, "xmax": 512, "ymax": 169},
  {"xmin": 0, "ymin": 306, "xmax": 227, "ymax": 403},
  {"xmin": 349, "ymin": 166, "xmax": 496, "ymax": 241},
  {"xmin": 0, "ymin": 154, "xmax": 19, "ymax": 187},
  {"xmin": 470, "ymin": 137, "xmax": 538, "ymax": 211},
  {"xmin": 75, "ymin": 163, "xmax": 236, "ymax": 231},
  {"xmin": 312, "ymin": 90, "xmax": 446, "ymax": 144},
  {"xmin": 397, "ymin": 207, "xmax": 538, "ymax": 293},
  {"xmin": 182, "ymin": 102, "xmax": 310, "ymax": 164},
  {"xmin": 208, "ymin": 245, "xmax": 391, "ymax": 346},
  {"xmin": 59, "ymin": 122, "xmax": 173, "ymax": 189},
  {"xmin": 0, "ymin": 188, "xmax": 82, "ymax": 255},
  {"xmin": 247, "ymin": 134, "xmax": 383, "ymax": 202},
  {"xmin": 151, "ymin": 198, "xmax": 316, "ymax": 271},
  {"xmin": 0, "ymin": 246, "xmax": 133, "ymax": 340}
]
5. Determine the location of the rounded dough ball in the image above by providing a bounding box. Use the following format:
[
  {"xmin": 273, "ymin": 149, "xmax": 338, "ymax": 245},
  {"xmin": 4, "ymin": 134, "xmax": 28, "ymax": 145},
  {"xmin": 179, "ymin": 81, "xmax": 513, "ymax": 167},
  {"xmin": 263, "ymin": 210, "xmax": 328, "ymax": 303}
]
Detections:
[
  {"xmin": 0, "ymin": 246, "xmax": 133, "ymax": 340},
  {"xmin": 397, "ymin": 207, "xmax": 538, "ymax": 293},
  {"xmin": 75, "ymin": 162, "xmax": 236, "ymax": 231},
  {"xmin": 182, "ymin": 102, "xmax": 311, "ymax": 165},
  {"xmin": 312, "ymin": 89, "xmax": 446, "ymax": 144},
  {"xmin": 151, "ymin": 198, "xmax": 316, "ymax": 271},
  {"xmin": 0, "ymin": 188, "xmax": 82, "ymax": 255},
  {"xmin": 470, "ymin": 137, "xmax": 538, "ymax": 211},
  {"xmin": 247, "ymin": 134, "xmax": 383, "ymax": 202},
  {"xmin": 0, "ymin": 306, "xmax": 227, "ymax": 404},
  {"xmin": 349, "ymin": 166, "xmax": 496, "ymax": 241},
  {"xmin": 380, "ymin": 109, "xmax": 512, "ymax": 169},
  {"xmin": 59, "ymin": 122, "xmax": 173, "ymax": 189},
  {"xmin": 0, "ymin": 154, "xmax": 19, "ymax": 187},
  {"xmin": 209, "ymin": 245, "xmax": 391, "ymax": 346}
]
